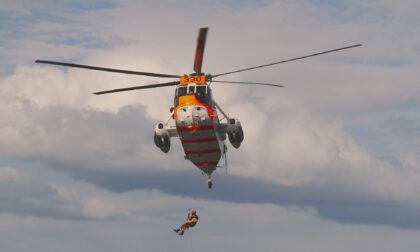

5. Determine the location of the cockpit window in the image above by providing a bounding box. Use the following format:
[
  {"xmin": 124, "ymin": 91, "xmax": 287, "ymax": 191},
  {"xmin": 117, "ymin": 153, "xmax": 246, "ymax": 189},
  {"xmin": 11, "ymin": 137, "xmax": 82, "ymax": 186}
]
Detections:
[
  {"xmin": 178, "ymin": 86, "xmax": 188, "ymax": 96},
  {"xmin": 188, "ymin": 86, "xmax": 195, "ymax": 94},
  {"xmin": 174, "ymin": 85, "xmax": 212, "ymax": 106},
  {"xmin": 196, "ymin": 86, "xmax": 206, "ymax": 96},
  {"xmin": 196, "ymin": 86, "xmax": 212, "ymax": 103}
]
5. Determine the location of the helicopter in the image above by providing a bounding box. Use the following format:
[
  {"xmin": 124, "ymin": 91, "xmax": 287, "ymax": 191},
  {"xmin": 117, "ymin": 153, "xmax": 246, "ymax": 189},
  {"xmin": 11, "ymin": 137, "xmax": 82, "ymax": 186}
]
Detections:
[{"xmin": 35, "ymin": 27, "xmax": 361, "ymax": 188}]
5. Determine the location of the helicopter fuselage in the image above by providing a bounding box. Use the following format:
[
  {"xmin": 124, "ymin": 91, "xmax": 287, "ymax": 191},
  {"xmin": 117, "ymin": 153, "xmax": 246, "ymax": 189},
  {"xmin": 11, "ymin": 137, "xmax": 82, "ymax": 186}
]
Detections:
[{"xmin": 173, "ymin": 83, "xmax": 224, "ymax": 175}]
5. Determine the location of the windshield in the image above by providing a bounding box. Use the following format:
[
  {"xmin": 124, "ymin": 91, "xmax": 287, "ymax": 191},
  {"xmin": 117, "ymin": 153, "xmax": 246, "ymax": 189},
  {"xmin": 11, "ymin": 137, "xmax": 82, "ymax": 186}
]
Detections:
[{"xmin": 174, "ymin": 85, "xmax": 212, "ymax": 106}]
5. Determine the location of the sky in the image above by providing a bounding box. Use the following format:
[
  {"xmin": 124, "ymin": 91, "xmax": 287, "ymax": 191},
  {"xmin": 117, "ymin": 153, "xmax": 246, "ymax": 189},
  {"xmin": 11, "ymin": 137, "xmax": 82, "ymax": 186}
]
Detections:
[{"xmin": 1, "ymin": 0, "xmax": 420, "ymax": 251}]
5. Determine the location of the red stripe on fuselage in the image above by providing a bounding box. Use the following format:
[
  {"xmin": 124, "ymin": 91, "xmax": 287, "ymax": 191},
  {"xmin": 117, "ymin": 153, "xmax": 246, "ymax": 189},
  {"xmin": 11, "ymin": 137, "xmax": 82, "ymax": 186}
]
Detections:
[
  {"xmin": 181, "ymin": 137, "xmax": 217, "ymax": 143},
  {"xmin": 185, "ymin": 149, "xmax": 221, "ymax": 155},
  {"xmin": 193, "ymin": 161, "xmax": 219, "ymax": 166}
]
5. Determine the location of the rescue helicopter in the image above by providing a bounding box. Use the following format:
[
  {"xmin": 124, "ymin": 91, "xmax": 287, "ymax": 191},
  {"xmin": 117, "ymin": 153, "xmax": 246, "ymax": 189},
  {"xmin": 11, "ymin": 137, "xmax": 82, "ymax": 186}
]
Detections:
[{"xmin": 35, "ymin": 27, "xmax": 361, "ymax": 188}]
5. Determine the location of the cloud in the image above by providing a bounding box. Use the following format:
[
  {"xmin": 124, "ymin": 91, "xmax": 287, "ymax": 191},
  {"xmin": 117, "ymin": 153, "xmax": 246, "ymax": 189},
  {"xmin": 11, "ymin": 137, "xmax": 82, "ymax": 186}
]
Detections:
[
  {"xmin": 2, "ymin": 71, "xmax": 419, "ymax": 229},
  {"xmin": 0, "ymin": 167, "xmax": 125, "ymax": 220}
]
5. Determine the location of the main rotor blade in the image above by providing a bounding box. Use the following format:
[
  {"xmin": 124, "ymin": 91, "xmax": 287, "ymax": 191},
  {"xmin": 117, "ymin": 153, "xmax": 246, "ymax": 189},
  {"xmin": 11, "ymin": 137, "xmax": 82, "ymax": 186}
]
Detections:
[
  {"xmin": 94, "ymin": 81, "xmax": 180, "ymax": 95},
  {"xmin": 211, "ymin": 80, "xmax": 284, "ymax": 87},
  {"xmin": 193, "ymin": 27, "xmax": 208, "ymax": 74},
  {"xmin": 35, "ymin": 60, "xmax": 180, "ymax": 78},
  {"xmin": 212, "ymin": 44, "xmax": 362, "ymax": 78}
]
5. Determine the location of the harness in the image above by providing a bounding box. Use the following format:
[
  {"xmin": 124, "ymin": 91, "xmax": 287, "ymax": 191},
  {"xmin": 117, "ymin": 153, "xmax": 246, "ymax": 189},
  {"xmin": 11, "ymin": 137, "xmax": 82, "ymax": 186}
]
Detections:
[{"xmin": 189, "ymin": 214, "xmax": 199, "ymax": 227}]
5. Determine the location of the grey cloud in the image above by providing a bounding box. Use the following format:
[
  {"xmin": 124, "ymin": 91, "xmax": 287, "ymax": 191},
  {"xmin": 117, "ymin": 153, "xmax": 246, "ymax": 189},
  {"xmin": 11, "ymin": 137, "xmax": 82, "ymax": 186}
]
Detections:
[
  {"xmin": 348, "ymin": 108, "xmax": 420, "ymax": 156},
  {"xmin": 0, "ymin": 168, "xmax": 124, "ymax": 220}
]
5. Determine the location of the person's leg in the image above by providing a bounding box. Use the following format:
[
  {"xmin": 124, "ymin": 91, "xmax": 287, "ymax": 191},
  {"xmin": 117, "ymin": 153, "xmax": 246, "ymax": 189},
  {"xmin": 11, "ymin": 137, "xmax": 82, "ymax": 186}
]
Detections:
[{"xmin": 180, "ymin": 222, "xmax": 190, "ymax": 231}]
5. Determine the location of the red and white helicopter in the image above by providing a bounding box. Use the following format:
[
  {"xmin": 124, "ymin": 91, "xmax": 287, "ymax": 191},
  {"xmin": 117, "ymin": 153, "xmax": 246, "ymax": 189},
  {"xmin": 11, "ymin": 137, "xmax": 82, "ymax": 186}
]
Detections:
[{"xmin": 36, "ymin": 27, "xmax": 361, "ymax": 188}]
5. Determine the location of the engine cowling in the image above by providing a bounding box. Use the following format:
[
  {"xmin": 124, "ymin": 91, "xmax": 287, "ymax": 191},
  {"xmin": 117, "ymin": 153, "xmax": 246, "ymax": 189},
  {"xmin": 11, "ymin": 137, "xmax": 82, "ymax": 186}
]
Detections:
[
  {"xmin": 227, "ymin": 118, "xmax": 244, "ymax": 149},
  {"xmin": 153, "ymin": 123, "xmax": 171, "ymax": 153}
]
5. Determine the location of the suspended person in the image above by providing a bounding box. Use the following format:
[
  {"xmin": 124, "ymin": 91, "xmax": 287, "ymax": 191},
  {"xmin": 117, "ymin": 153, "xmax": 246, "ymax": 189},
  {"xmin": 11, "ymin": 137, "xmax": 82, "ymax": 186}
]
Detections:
[{"xmin": 173, "ymin": 209, "xmax": 199, "ymax": 235}]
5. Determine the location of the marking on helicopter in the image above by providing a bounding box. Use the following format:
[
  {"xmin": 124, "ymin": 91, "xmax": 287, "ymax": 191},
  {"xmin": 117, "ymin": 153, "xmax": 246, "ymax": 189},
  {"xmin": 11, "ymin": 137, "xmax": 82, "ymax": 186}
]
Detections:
[{"xmin": 180, "ymin": 75, "xmax": 206, "ymax": 85}]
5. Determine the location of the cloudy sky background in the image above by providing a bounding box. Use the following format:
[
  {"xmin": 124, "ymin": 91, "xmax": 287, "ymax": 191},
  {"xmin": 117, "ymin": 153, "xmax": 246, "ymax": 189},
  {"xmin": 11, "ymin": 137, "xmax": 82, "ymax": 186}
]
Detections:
[{"xmin": 1, "ymin": 0, "xmax": 420, "ymax": 251}]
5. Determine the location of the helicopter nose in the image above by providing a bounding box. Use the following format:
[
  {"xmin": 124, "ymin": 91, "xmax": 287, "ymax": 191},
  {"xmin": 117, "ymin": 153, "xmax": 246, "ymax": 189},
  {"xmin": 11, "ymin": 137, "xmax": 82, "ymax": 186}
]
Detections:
[
  {"xmin": 176, "ymin": 106, "xmax": 209, "ymax": 127},
  {"xmin": 176, "ymin": 106, "xmax": 192, "ymax": 126}
]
